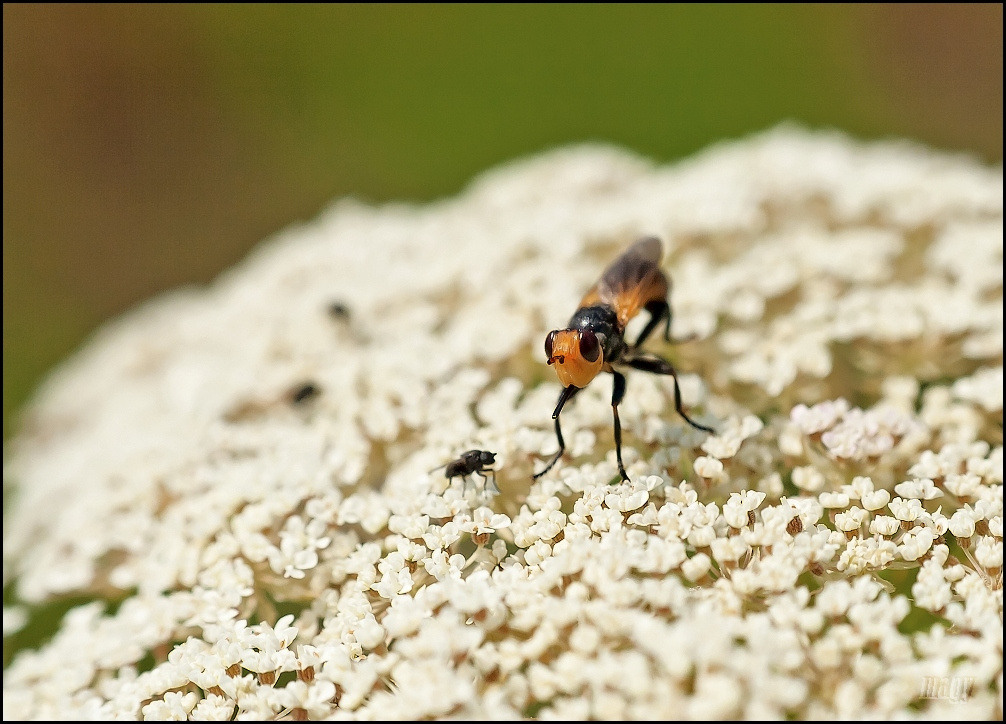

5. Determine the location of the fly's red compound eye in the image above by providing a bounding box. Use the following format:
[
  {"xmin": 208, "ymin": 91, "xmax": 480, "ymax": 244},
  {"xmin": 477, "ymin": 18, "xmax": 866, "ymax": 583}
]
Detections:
[
  {"xmin": 545, "ymin": 330, "xmax": 557, "ymax": 359},
  {"xmin": 579, "ymin": 329, "xmax": 600, "ymax": 362}
]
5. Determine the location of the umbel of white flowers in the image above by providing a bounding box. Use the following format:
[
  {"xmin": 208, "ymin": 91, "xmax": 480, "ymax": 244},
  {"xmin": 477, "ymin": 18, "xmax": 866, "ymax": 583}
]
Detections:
[{"xmin": 3, "ymin": 126, "xmax": 1002, "ymax": 720}]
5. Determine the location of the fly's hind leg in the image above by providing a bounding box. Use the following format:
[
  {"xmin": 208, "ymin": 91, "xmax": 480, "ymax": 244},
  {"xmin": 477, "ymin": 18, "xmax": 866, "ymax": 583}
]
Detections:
[
  {"xmin": 636, "ymin": 299, "xmax": 698, "ymax": 349},
  {"xmin": 448, "ymin": 474, "xmax": 468, "ymax": 493},
  {"xmin": 633, "ymin": 300, "xmax": 671, "ymax": 349},
  {"xmin": 624, "ymin": 355, "xmax": 714, "ymax": 433}
]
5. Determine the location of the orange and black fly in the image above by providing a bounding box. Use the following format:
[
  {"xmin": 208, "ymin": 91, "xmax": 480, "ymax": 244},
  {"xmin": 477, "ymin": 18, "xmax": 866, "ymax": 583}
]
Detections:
[{"xmin": 534, "ymin": 236, "xmax": 713, "ymax": 482}]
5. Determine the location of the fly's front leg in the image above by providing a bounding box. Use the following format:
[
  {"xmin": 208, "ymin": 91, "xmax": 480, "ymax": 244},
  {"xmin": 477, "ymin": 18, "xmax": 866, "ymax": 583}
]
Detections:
[
  {"xmin": 624, "ymin": 355, "xmax": 714, "ymax": 433},
  {"xmin": 482, "ymin": 468, "xmax": 500, "ymax": 494},
  {"xmin": 611, "ymin": 371, "xmax": 629, "ymax": 482},
  {"xmin": 533, "ymin": 385, "xmax": 581, "ymax": 479}
]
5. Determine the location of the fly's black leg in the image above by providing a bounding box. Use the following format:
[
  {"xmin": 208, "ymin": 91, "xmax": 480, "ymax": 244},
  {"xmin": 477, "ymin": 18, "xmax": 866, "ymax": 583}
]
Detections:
[
  {"xmin": 483, "ymin": 469, "xmax": 500, "ymax": 494},
  {"xmin": 637, "ymin": 299, "xmax": 698, "ymax": 347},
  {"xmin": 661, "ymin": 301, "xmax": 673, "ymax": 342},
  {"xmin": 533, "ymin": 385, "xmax": 581, "ymax": 479},
  {"xmin": 624, "ymin": 355, "xmax": 715, "ymax": 433},
  {"xmin": 611, "ymin": 371, "xmax": 629, "ymax": 482},
  {"xmin": 633, "ymin": 300, "xmax": 670, "ymax": 349}
]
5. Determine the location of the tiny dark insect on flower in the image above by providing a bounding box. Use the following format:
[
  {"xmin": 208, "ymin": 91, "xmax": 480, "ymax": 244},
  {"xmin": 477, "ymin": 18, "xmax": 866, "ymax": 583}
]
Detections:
[
  {"xmin": 435, "ymin": 450, "xmax": 498, "ymax": 493},
  {"xmin": 290, "ymin": 381, "xmax": 321, "ymax": 404},
  {"xmin": 535, "ymin": 236, "xmax": 714, "ymax": 482},
  {"xmin": 327, "ymin": 301, "xmax": 351, "ymax": 320}
]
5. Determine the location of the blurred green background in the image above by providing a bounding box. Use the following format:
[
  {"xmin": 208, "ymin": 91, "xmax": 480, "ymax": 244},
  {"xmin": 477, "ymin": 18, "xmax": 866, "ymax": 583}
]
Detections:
[{"xmin": 3, "ymin": 4, "xmax": 1002, "ymax": 440}]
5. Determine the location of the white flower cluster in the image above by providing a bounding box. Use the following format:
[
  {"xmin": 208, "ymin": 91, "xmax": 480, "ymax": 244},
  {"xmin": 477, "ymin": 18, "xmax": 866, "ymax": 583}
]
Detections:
[{"xmin": 3, "ymin": 127, "xmax": 1002, "ymax": 719}]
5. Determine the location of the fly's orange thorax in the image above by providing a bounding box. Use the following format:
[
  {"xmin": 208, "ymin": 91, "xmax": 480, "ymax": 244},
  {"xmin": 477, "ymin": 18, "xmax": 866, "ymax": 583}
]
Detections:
[{"xmin": 545, "ymin": 328, "xmax": 603, "ymax": 388}]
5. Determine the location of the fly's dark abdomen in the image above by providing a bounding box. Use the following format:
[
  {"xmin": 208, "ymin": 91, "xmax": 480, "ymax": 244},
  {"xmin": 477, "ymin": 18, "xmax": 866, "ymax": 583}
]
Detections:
[
  {"xmin": 444, "ymin": 460, "xmax": 466, "ymax": 479},
  {"xmin": 568, "ymin": 305, "xmax": 625, "ymax": 363}
]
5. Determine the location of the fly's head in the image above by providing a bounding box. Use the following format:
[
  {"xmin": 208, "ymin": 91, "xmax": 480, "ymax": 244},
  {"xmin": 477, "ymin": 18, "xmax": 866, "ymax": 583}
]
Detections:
[{"xmin": 544, "ymin": 328, "xmax": 603, "ymax": 388}]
